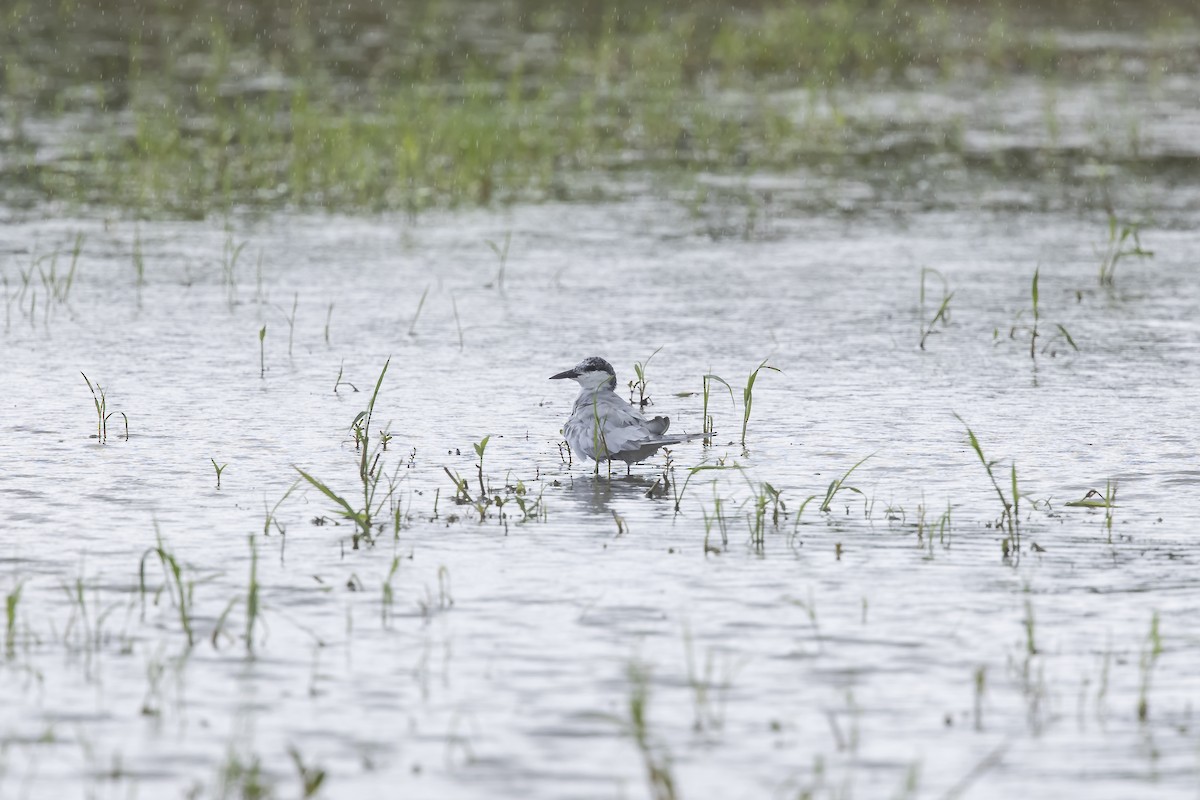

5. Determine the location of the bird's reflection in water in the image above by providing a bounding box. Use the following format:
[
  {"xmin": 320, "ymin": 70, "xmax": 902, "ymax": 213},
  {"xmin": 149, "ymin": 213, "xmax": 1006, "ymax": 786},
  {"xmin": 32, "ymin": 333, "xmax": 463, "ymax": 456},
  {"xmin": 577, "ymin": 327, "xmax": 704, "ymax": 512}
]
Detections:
[{"xmin": 560, "ymin": 473, "xmax": 663, "ymax": 515}]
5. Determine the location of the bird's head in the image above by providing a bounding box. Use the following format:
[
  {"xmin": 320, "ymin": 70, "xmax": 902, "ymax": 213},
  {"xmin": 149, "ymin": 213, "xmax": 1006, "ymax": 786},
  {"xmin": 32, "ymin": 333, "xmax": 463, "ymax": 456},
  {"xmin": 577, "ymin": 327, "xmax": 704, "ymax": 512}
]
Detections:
[{"xmin": 550, "ymin": 356, "xmax": 617, "ymax": 390}]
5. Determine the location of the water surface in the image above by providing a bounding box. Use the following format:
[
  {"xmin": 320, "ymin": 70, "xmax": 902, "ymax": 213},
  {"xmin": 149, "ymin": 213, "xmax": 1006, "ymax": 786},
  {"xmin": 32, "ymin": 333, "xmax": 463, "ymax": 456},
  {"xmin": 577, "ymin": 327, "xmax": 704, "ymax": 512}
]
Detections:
[{"xmin": 2, "ymin": 194, "xmax": 1199, "ymax": 798}]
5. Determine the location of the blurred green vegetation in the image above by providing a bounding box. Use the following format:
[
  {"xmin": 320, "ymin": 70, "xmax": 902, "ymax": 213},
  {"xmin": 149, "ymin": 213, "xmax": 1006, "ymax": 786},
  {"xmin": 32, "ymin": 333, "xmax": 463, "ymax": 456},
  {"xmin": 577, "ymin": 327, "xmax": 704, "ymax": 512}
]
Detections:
[{"xmin": 1, "ymin": 0, "xmax": 1197, "ymax": 214}]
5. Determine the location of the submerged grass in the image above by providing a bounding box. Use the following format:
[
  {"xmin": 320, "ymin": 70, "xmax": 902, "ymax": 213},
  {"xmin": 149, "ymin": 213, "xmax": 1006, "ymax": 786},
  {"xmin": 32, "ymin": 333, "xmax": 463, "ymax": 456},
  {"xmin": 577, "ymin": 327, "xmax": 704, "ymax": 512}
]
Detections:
[
  {"xmin": 918, "ymin": 267, "xmax": 953, "ymax": 350},
  {"xmin": 626, "ymin": 661, "xmax": 678, "ymax": 800},
  {"xmin": 4, "ymin": 581, "xmax": 25, "ymax": 659},
  {"xmin": 5, "ymin": 1, "xmax": 1195, "ymax": 214},
  {"xmin": 289, "ymin": 747, "xmax": 328, "ymax": 799},
  {"xmin": 277, "ymin": 293, "xmax": 299, "ymax": 357},
  {"xmin": 955, "ymin": 414, "xmax": 1020, "ymax": 545},
  {"xmin": 484, "ymin": 232, "xmax": 512, "ymax": 291},
  {"xmin": 138, "ymin": 529, "xmax": 195, "ymax": 648},
  {"xmin": 408, "ymin": 286, "xmax": 430, "ymax": 337},
  {"xmin": 1099, "ymin": 215, "xmax": 1154, "ymax": 287},
  {"xmin": 30, "ymin": 234, "xmax": 84, "ymax": 316},
  {"xmin": 1137, "ymin": 611, "xmax": 1163, "ymax": 722},
  {"xmin": 245, "ymin": 535, "xmax": 260, "ymax": 655}
]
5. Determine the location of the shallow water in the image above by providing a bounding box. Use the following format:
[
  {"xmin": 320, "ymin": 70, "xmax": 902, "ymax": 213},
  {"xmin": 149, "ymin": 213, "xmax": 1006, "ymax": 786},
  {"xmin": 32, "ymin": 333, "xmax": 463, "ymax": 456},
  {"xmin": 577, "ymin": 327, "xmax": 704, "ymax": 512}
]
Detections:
[{"xmin": 1, "ymin": 192, "xmax": 1199, "ymax": 799}]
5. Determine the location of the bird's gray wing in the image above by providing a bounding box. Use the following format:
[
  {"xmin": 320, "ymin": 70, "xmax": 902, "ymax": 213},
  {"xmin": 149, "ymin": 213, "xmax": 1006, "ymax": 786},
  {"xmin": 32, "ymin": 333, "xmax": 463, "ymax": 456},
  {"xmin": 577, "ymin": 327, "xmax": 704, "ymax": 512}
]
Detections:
[
  {"xmin": 620, "ymin": 398, "xmax": 670, "ymax": 436},
  {"xmin": 589, "ymin": 395, "xmax": 666, "ymax": 456}
]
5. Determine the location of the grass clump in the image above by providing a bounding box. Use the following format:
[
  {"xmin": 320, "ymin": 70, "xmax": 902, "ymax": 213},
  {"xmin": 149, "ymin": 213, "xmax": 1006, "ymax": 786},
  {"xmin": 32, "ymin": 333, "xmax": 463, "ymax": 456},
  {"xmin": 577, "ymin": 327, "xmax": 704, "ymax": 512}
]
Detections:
[
  {"xmin": 954, "ymin": 415, "xmax": 1020, "ymax": 546},
  {"xmin": 747, "ymin": 480, "xmax": 786, "ymax": 547},
  {"xmin": 1008, "ymin": 267, "xmax": 1077, "ymax": 359},
  {"xmin": 628, "ymin": 346, "xmax": 663, "ymax": 409},
  {"xmin": 289, "ymin": 747, "xmax": 327, "ymax": 799},
  {"xmin": 1098, "ymin": 215, "xmax": 1153, "ymax": 287},
  {"xmin": 918, "ymin": 267, "xmax": 953, "ymax": 350},
  {"xmin": 441, "ymin": 436, "xmax": 544, "ymax": 527},
  {"xmin": 210, "ymin": 535, "xmax": 266, "ymax": 654},
  {"xmin": 216, "ymin": 749, "xmax": 273, "ymax": 800},
  {"xmin": 818, "ymin": 454, "xmax": 872, "ymax": 513},
  {"xmin": 297, "ymin": 358, "xmax": 395, "ymax": 549},
  {"xmin": 791, "ymin": 453, "xmax": 873, "ymax": 525},
  {"xmin": 709, "ymin": 0, "xmax": 930, "ymax": 84},
  {"xmin": 82, "ymin": 373, "xmax": 129, "ymax": 443}
]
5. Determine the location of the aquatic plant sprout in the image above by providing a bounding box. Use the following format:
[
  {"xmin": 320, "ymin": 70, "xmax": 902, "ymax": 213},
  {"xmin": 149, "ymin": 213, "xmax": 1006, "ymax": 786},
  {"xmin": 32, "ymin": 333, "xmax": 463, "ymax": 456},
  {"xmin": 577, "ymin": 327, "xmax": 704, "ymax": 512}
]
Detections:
[
  {"xmin": 485, "ymin": 232, "xmax": 512, "ymax": 290},
  {"xmin": 701, "ymin": 373, "xmax": 734, "ymax": 445},
  {"xmin": 210, "ymin": 458, "xmax": 227, "ymax": 489},
  {"xmin": 954, "ymin": 414, "xmax": 1018, "ymax": 540},
  {"xmin": 1008, "ymin": 267, "xmax": 1078, "ymax": 359},
  {"xmin": 919, "ymin": 267, "xmax": 954, "ymax": 350},
  {"xmin": 258, "ymin": 325, "xmax": 267, "ymax": 378},
  {"xmin": 741, "ymin": 359, "xmax": 779, "ymax": 448},
  {"xmin": 408, "ymin": 285, "xmax": 430, "ymax": 336},
  {"xmin": 818, "ymin": 454, "xmax": 873, "ymax": 513},
  {"xmin": 629, "ymin": 346, "xmax": 664, "ymax": 408},
  {"xmin": 81, "ymin": 372, "xmax": 129, "ymax": 443}
]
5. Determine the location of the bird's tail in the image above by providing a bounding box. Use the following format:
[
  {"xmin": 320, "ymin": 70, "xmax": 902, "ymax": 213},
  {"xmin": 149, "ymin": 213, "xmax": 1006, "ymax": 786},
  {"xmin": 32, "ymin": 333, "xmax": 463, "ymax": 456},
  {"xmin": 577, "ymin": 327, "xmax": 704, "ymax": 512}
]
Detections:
[{"xmin": 644, "ymin": 432, "xmax": 707, "ymax": 446}]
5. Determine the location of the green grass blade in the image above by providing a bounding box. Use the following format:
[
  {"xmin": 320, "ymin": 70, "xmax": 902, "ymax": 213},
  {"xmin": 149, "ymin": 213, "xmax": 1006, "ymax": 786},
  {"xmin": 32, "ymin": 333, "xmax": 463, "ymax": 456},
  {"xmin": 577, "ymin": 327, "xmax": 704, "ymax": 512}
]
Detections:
[
  {"xmin": 703, "ymin": 374, "xmax": 735, "ymax": 402},
  {"xmin": 1055, "ymin": 324, "xmax": 1079, "ymax": 350},
  {"xmin": 295, "ymin": 467, "xmax": 364, "ymax": 525},
  {"xmin": 1031, "ymin": 267, "xmax": 1039, "ymax": 316}
]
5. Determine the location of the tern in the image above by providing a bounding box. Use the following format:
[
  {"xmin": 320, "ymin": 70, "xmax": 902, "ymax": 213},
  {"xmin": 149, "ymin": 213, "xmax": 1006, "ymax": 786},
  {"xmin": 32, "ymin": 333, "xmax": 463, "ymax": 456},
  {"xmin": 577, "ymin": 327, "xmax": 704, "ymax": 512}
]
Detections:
[{"xmin": 550, "ymin": 356, "xmax": 703, "ymax": 472}]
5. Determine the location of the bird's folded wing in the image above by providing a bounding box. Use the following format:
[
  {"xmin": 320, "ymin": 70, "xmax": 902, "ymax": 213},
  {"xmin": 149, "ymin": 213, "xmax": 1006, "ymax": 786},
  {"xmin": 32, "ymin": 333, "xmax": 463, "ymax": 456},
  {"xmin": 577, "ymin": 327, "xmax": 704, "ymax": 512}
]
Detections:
[
  {"xmin": 600, "ymin": 423, "xmax": 653, "ymax": 454},
  {"xmin": 646, "ymin": 415, "xmax": 670, "ymax": 436},
  {"xmin": 590, "ymin": 402, "xmax": 662, "ymax": 455}
]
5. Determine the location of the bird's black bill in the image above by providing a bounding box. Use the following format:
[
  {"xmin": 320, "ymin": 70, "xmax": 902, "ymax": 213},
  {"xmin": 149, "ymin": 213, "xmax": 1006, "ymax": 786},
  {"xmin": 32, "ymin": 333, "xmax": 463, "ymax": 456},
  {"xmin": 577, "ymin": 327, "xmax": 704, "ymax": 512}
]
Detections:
[{"xmin": 549, "ymin": 369, "xmax": 578, "ymax": 380}]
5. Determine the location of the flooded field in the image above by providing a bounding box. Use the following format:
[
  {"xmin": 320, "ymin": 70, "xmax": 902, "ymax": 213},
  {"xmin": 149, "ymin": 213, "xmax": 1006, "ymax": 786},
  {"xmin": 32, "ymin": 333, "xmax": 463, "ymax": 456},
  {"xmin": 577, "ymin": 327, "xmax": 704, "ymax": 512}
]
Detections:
[
  {"xmin": 3, "ymin": 2, "xmax": 1200, "ymax": 799},
  {"xmin": 3, "ymin": 198, "xmax": 1199, "ymax": 799}
]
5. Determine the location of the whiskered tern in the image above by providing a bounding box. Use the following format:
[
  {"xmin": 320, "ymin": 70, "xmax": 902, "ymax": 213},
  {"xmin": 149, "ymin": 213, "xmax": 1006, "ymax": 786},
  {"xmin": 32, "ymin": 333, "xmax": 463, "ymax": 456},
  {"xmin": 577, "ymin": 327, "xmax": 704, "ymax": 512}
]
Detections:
[{"xmin": 550, "ymin": 356, "xmax": 702, "ymax": 471}]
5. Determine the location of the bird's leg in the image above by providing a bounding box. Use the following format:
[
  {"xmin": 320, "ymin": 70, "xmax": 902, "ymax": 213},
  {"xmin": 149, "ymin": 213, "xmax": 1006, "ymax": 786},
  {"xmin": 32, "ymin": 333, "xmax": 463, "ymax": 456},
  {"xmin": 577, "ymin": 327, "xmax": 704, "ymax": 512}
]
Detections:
[{"xmin": 626, "ymin": 463, "xmax": 632, "ymax": 476}]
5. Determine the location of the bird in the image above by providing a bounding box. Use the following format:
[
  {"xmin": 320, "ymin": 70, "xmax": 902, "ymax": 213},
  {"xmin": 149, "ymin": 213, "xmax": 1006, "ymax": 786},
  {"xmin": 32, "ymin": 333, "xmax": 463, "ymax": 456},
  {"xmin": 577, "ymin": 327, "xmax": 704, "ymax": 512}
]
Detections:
[{"xmin": 550, "ymin": 356, "xmax": 703, "ymax": 472}]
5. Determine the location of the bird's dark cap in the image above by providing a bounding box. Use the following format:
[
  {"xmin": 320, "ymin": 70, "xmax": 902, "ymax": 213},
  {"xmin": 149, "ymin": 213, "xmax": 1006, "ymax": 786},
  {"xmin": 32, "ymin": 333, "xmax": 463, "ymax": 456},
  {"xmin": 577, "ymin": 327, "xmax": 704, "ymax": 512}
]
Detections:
[{"xmin": 550, "ymin": 356, "xmax": 616, "ymax": 380}]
